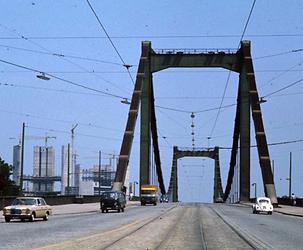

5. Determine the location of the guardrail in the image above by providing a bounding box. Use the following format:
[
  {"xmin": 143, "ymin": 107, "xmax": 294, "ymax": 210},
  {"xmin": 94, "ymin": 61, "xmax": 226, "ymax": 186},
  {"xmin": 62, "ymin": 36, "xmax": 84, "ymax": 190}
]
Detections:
[
  {"xmin": 154, "ymin": 48, "xmax": 238, "ymax": 55},
  {"xmin": 0, "ymin": 195, "xmax": 101, "ymax": 210}
]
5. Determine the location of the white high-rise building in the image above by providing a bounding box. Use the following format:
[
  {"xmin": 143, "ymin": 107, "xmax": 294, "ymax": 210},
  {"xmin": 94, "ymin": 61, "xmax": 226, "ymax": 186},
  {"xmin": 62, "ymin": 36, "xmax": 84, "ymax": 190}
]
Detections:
[
  {"xmin": 33, "ymin": 146, "xmax": 55, "ymax": 192},
  {"xmin": 61, "ymin": 144, "xmax": 74, "ymax": 195},
  {"xmin": 12, "ymin": 144, "xmax": 21, "ymax": 185}
]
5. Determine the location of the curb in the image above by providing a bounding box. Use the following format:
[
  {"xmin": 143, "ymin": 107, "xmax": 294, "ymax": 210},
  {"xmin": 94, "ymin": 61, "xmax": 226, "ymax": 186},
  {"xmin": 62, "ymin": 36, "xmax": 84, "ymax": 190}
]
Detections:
[
  {"xmin": 229, "ymin": 202, "xmax": 303, "ymax": 218},
  {"xmin": 274, "ymin": 210, "xmax": 303, "ymax": 218},
  {"xmin": 53, "ymin": 202, "xmax": 140, "ymax": 216}
]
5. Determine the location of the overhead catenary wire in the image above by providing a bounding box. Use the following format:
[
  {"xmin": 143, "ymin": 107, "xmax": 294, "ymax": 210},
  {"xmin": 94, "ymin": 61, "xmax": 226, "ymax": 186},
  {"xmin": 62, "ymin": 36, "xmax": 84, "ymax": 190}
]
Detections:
[
  {"xmin": 1, "ymin": 34, "xmax": 303, "ymax": 40},
  {"xmin": 0, "ymin": 43, "xmax": 124, "ymax": 66},
  {"xmin": 259, "ymin": 60, "xmax": 303, "ymax": 89},
  {"xmin": 262, "ymin": 77, "xmax": 303, "ymax": 98},
  {"xmin": 0, "ymin": 81, "xmax": 124, "ymax": 98},
  {"xmin": 219, "ymin": 138, "xmax": 303, "ymax": 149},
  {"xmin": 0, "ymin": 24, "xmax": 130, "ymax": 95},
  {"xmin": 0, "ymin": 108, "xmax": 123, "ymax": 132},
  {"xmin": 26, "ymin": 125, "xmax": 133, "ymax": 142},
  {"xmin": 254, "ymin": 48, "xmax": 303, "ymax": 60},
  {"xmin": 85, "ymin": 0, "xmax": 135, "ymax": 85},
  {"xmin": 0, "ymin": 58, "xmax": 126, "ymax": 99},
  {"xmin": 209, "ymin": 0, "xmax": 256, "ymax": 138},
  {"xmin": 2, "ymin": 68, "xmax": 303, "ymax": 74}
]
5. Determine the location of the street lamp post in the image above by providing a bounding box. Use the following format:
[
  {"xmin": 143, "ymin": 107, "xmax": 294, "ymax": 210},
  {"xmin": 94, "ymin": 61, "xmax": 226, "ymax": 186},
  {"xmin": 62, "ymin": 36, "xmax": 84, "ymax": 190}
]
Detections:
[
  {"xmin": 289, "ymin": 152, "xmax": 292, "ymax": 198},
  {"xmin": 20, "ymin": 122, "xmax": 25, "ymax": 194},
  {"xmin": 133, "ymin": 181, "xmax": 138, "ymax": 197},
  {"xmin": 98, "ymin": 150, "xmax": 101, "ymax": 196},
  {"xmin": 252, "ymin": 183, "xmax": 257, "ymax": 200}
]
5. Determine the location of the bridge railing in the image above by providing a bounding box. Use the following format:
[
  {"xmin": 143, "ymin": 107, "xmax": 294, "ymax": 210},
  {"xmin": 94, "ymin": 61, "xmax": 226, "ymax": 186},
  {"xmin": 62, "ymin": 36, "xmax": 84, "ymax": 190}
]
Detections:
[{"xmin": 154, "ymin": 48, "xmax": 238, "ymax": 54}]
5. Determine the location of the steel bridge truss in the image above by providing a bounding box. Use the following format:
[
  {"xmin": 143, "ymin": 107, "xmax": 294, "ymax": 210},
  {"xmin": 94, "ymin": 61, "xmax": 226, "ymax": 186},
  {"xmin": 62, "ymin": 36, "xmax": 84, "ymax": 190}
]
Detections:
[
  {"xmin": 167, "ymin": 146, "xmax": 223, "ymax": 203},
  {"xmin": 112, "ymin": 40, "xmax": 277, "ymax": 204}
]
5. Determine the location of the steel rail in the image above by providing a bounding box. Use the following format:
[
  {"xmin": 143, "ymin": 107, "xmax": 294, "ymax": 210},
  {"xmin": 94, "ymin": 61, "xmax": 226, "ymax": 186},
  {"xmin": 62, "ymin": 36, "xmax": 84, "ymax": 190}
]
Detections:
[{"xmin": 101, "ymin": 204, "xmax": 178, "ymax": 250}]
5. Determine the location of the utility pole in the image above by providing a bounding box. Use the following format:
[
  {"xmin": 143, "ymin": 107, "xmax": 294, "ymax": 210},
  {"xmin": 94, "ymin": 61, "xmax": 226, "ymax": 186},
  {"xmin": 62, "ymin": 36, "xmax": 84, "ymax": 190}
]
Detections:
[
  {"xmin": 20, "ymin": 122, "xmax": 25, "ymax": 193},
  {"xmin": 67, "ymin": 143, "xmax": 70, "ymax": 195},
  {"xmin": 71, "ymin": 124, "xmax": 78, "ymax": 187},
  {"xmin": 252, "ymin": 183, "xmax": 257, "ymax": 200},
  {"xmin": 99, "ymin": 150, "xmax": 101, "ymax": 196},
  {"xmin": 272, "ymin": 160, "xmax": 275, "ymax": 182},
  {"xmin": 289, "ymin": 152, "xmax": 292, "ymax": 198}
]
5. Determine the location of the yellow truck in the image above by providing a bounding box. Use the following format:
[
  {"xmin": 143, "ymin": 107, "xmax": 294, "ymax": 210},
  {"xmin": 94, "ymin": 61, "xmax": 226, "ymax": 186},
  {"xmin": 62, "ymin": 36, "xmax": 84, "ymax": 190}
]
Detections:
[{"xmin": 140, "ymin": 185, "xmax": 158, "ymax": 206}]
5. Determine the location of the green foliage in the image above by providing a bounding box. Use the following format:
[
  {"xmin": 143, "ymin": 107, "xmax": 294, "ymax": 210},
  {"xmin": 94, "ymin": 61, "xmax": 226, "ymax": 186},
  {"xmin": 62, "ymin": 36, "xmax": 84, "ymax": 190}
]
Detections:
[{"xmin": 0, "ymin": 157, "xmax": 20, "ymax": 196}]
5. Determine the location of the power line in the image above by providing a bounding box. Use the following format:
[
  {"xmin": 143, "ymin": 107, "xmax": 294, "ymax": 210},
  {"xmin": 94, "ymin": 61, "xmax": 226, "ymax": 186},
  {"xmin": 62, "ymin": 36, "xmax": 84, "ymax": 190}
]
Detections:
[
  {"xmin": 209, "ymin": 71, "xmax": 231, "ymax": 137},
  {"xmin": 27, "ymin": 125, "xmax": 124, "ymax": 142},
  {"xmin": 1, "ymin": 34, "xmax": 303, "ymax": 40},
  {"xmin": 219, "ymin": 138, "xmax": 303, "ymax": 149},
  {"xmin": 86, "ymin": 0, "xmax": 135, "ymax": 85},
  {"xmin": 239, "ymin": 0, "xmax": 256, "ymax": 43},
  {"xmin": 0, "ymin": 108, "xmax": 122, "ymax": 132},
  {"xmin": 0, "ymin": 24, "xmax": 129, "ymax": 95},
  {"xmin": 0, "ymin": 81, "xmax": 130, "ymax": 99},
  {"xmin": 0, "ymin": 43, "xmax": 123, "ymax": 66},
  {"xmin": 2, "ymin": 69, "xmax": 303, "ymax": 74},
  {"xmin": 263, "ymin": 77, "xmax": 303, "ymax": 98},
  {"xmin": 156, "ymin": 103, "xmax": 236, "ymax": 114},
  {"xmin": 0, "ymin": 58, "xmax": 126, "ymax": 99},
  {"xmin": 260, "ymin": 60, "xmax": 303, "ymax": 89},
  {"xmin": 254, "ymin": 48, "xmax": 303, "ymax": 60},
  {"xmin": 209, "ymin": 0, "xmax": 256, "ymax": 138}
]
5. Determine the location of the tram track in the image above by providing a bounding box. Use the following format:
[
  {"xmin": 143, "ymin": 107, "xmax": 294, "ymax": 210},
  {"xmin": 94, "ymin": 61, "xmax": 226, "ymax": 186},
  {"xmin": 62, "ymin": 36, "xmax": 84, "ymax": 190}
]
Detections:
[
  {"xmin": 154, "ymin": 203, "xmax": 208, "ymax": 250},
  {"xmin": 101, "ymin": 204, "xmax": 179, "ymax": 250},
  {"xmin": 210, "ymin": 205, "xmax": 273, "ymax": 250}
]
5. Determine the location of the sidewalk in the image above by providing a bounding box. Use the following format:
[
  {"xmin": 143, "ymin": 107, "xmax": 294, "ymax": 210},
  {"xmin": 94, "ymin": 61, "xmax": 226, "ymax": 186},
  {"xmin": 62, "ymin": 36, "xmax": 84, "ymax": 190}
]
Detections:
[
  {"xmin": 52, "ymin": 201, "xmax": 140, "ymax": 215},
  {"xmin": 274, "ymin": 204, "xmax": 303, "ymax": 217}
]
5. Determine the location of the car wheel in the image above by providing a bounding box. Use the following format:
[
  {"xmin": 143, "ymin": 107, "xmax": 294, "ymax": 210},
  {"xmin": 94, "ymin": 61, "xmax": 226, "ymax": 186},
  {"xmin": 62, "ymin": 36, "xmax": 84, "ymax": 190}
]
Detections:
[
  {"xmin": 117, "ymin": 207, "xmax": 121, "ymax": 213},
  {"xmin": 121, "ymin": 207, "xmax": 124, "ymax": 212},
  {"xmin": 153, "ymin": 202, "xmax": 157, "ymax": 206},
  {"xmin": 5, "ymin": 217, "xmax": 10, "ymax": 223},
  {"xmin": 101, "ymin": 209, "xmax": 104, "ymax": 213},
  {"xmin": 21, "ymin": 218, "xmax": 25, "ymax": 222},
  {"xmin": 29, "ymin": 213, "xmax": 35, "ymax": 222},
  {"xmin": 268, "ymin": 211, "xmax": 272, "ymax": 215},
  {"xmin": 43, "ymin": 212, "xmax": 49, "ymax": 221}
]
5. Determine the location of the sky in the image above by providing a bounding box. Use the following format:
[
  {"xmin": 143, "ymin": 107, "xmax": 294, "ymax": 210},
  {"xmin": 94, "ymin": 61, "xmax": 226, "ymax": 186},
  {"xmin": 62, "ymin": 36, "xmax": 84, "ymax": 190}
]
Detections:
[{"xmin": 0, "ymin": 0, "xmax": 302, "ymax": 202}]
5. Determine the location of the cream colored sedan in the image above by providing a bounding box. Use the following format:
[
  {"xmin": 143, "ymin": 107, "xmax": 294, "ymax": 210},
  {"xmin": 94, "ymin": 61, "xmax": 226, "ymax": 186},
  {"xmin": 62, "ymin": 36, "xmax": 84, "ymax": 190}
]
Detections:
[{"xmin": 3, "ymin": 197, "xmax": 52, "ymax": 222}]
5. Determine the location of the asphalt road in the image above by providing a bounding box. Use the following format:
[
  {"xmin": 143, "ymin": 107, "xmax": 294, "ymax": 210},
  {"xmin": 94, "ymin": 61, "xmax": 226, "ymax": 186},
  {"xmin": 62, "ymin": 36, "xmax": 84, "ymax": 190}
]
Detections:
[
  {"xmin": 0, "ymin": 203, "xmax": 302, "ymax": 249},
  {"xmin": 213, "ymin": 204, "xmax": 303, "ymax": 249}
]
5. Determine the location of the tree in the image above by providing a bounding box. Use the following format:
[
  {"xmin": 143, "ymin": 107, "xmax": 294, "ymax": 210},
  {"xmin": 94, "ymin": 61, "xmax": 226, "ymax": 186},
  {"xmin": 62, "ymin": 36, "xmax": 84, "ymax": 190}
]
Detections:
[{"xmin": 0, "ymin": 157, "xmax": 19, "ymax": 196}]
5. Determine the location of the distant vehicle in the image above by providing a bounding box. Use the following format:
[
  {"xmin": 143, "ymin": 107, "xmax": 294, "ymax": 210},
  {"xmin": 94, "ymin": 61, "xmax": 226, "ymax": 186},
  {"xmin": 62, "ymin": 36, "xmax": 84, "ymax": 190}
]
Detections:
[
  {"xmin": 140, "ymin": 185, "xmax": 158, "ymax": 206},
  {"xmin": 100, "ymin": 191, "xmax": 126, "ymax": 213},
  {"xmin": 3, "ymin": 197, "xmax": 52, "ymax": 222},
  {"xmin": 160, "ymin": 194, "xmax": 169, "ymax": 203},
  {"xmin": 252, "ymin": 197, "xmax": 273, "ymax": 215}
]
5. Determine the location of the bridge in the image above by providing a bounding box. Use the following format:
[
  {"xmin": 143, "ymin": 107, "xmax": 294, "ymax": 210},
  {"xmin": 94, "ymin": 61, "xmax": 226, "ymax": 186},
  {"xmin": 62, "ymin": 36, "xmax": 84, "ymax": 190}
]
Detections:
[{"xmin": 112, "ymin": 40, "xmax": 277, "ymax": 205}]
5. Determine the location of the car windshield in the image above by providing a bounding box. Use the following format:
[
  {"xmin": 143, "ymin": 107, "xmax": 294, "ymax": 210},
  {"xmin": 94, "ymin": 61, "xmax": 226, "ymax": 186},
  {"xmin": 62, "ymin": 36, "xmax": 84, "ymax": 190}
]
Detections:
[
  {"xmin": 101, "ymin": 192, "xmax": 118, "ymax": 199},
  {"xmin": 259, "ymin": 199, "xmax": 269, "ymax": 204},
  {"xmin": 12, "ymin": 198, "xmax": 37, "ymax": 206}
]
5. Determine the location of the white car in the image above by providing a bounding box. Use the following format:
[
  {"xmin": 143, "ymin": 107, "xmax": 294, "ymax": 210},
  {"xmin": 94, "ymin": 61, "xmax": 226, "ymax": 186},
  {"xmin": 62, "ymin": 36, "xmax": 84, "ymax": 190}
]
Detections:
[{"xmin": 252, "ymin": 197, "xmax": 273, "ymax": 215}]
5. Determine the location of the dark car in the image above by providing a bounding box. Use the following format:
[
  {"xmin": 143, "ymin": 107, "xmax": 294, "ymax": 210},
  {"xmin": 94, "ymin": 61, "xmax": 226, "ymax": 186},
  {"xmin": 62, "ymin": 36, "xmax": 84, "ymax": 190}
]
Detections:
[{"xmin": 100, "ymin": 191, "xmax": 126, "ymax": 213}]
